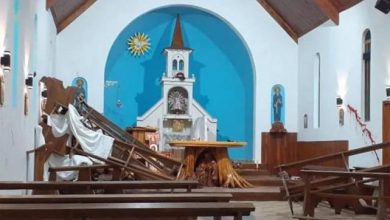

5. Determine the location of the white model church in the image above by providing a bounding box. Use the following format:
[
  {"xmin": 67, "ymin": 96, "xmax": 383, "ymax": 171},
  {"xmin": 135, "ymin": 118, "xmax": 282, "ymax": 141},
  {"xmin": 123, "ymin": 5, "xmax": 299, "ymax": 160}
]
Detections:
[{"xmin": 136, "ymin": 16, "xmax": 217, "ymax": 151}]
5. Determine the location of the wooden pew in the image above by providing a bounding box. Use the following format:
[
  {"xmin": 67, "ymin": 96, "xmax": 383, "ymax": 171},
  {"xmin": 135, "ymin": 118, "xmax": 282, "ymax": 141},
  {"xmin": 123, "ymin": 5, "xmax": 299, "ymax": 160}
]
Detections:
[
  {"xmin": 0, "ymin": 193, "xmax": 232, "ymax": 203},
  {"xmin": 300, "ymin": 170, "xmax": 390, "ymax": 220},
  {"xmin": 0, "ymin": 202, "xmax": 255, "ymax": 220},
  {"xmin": 48, "ymin": 164, "xmax": 120, "ymax": 181},
  {"xmin": 0, "ymin": 180, "xmax": 199, "ymax": 194},
  {"xmin": 277, "ymin": 142, "xmax": 390, "ymax": 215}
]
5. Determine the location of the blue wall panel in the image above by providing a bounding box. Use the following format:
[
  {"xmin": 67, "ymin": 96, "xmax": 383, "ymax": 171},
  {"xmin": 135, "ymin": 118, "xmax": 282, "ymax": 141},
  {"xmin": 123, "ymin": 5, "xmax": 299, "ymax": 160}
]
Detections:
[{"xmin": 104, "ymin": 6, "xmax": 254, "ymax": 160}]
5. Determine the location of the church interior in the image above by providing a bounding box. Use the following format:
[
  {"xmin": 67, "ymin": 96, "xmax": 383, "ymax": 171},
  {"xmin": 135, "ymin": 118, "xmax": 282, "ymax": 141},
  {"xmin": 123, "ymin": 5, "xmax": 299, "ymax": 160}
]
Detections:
[{"xmin": 1, "ymin": 0, "xmax": 390, "ymax": 219}]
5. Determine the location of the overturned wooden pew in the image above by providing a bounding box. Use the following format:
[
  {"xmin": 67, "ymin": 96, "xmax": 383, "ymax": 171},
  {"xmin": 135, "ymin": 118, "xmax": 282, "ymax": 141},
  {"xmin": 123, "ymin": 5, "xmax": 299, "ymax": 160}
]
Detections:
[
  {"xmin": 38, "ymin": 77, "xmax": 184, "ymax": 182},
  {"xmin": 277, "ymin": 141, "xmax": 390, "ymax": 215},
  {"xmin": 299, "ymin": 170, "xmax": 390, "ymax": 220}
]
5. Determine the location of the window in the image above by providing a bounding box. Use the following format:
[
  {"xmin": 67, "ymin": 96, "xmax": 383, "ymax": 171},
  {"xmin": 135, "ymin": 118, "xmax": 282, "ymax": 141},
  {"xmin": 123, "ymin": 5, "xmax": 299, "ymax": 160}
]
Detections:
[
  {"xmin": 179, "ymin": 60, "xmax": 184, "ymax": 71},
  {"xmin": 313, "ymin": 53, "xmax": 321, "ymax": 128},
  {"xmin": 172, "ymin": 60, "xmax": 178, "ymax": 71},
  {"xmin": 362, "ymin": 29, "xmax": 371, "ymax": 122}
]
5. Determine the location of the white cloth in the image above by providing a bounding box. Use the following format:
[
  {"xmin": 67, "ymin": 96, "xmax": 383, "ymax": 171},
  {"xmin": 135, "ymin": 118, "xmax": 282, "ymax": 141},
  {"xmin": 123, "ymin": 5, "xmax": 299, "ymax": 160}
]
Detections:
[
  {"xmin": 34, "ymin": 125, "xmax": 46, "ymax": 147},
  {"xmin": 47, "ymin": 104, "xmax": 114, "ymax": 161},
  {"xmin": 44, "ymin": 154, "xmax": 93, "ymax": 181},
  {"xmin": 67, "ymin": 104, "xmax": 113, "ymax": 161}
]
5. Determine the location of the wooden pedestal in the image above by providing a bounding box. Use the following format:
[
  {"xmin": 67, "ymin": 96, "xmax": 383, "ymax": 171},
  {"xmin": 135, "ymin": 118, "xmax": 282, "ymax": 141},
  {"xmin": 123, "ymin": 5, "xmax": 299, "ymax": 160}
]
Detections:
[
  {"xmin": 261, "ymin": 132, "xmax": 297, "ymax": 174},
  {"xmin": 170, "ymin": 141, "xmax": 252, "ymax": 188},
  {"xmin": 383, "ymin": 100, "xmax": 390, "ymax": 164}
]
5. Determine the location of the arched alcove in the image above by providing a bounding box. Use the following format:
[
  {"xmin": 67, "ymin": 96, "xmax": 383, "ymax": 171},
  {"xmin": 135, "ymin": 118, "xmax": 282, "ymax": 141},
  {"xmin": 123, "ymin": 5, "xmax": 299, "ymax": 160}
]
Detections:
[{"xmin": 104, "ymin": 6, "xmax": 254, "ymax": 160}]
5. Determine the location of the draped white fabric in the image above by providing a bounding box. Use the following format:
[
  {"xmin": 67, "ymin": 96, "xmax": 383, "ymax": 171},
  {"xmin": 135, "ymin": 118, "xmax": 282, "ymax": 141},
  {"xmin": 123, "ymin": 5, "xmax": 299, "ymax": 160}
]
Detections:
[{"xmin": 47, "ymin": 104, "xmax": 114, "ymax": 161}]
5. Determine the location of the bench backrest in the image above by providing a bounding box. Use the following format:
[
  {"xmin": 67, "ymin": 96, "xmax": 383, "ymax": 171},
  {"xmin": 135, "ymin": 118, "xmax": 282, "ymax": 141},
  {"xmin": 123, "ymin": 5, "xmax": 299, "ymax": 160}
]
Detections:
[{"xmin": 0, "ymin": 202, "xmax": 255, "ymax": 219}]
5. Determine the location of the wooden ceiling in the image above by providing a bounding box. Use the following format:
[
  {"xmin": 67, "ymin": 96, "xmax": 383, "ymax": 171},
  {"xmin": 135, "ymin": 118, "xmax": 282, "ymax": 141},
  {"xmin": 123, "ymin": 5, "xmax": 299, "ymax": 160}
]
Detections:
[
  {"xmin": 46, "ymin": 0, "xmax": 96, "ymax": 33},
  {"xmin": 257, "ymin": 0, "xmax": 363, "ymax": 42},
  {"xmin": 46, "ymin": 0, "xmax": 362, "ymax": 42}
]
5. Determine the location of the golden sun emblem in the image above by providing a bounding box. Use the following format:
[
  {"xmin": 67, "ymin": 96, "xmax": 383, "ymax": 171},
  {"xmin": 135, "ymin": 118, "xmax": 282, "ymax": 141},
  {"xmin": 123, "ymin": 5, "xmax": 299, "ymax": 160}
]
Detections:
[{"xmin": 127, "ymin": 32, "xmax": 151, "ymax": 56}]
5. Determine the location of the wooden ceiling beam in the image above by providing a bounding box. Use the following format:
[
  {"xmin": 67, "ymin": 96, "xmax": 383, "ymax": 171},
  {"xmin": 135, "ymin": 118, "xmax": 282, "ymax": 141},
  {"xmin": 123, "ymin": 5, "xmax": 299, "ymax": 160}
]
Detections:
[
  {"xmin": 257, "ymin": 0, "xmax": 298, "ymax": 43},
  {"xmin": 313, "ymin": 0, "xmax": 339, "ymax": 25},
  {"xmin": 57, "ymin": 0, "xmax": 97, "ymax": 33},
  {"xmin": 46, "ymin": 0, "xmax": 58, "ymax": 10}
]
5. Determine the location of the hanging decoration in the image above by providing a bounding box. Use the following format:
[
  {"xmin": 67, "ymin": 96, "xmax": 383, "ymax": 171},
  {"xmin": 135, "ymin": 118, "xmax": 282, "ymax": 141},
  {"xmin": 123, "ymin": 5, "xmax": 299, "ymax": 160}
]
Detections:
[
  {"xmin": 347, "ymin": 104, "xmax": 379, "ymax": 162},
  {"xmin": 127, "ymin": 32, "xmax": 151, "ymax": 56}
]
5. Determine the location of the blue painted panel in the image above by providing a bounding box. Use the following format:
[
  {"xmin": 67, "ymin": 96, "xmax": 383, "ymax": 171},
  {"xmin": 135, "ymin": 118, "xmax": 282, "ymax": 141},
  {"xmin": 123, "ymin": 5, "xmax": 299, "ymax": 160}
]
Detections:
[
  {"xmin": 271, "ymin": 84, "xmax": 285, "ymax": 125},
  {"xmin": 104, "ymin": 6, "xmax": 254, "ymax": 160}
]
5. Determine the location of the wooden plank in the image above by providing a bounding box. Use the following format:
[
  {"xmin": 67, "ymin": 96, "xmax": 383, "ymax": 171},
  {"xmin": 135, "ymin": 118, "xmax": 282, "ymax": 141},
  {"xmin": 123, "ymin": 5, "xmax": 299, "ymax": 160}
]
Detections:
[
  {"xmin": 301, "ymin": 170, "xmax": 390, "ymax": 179},
  {"xmin": 48, "ymin": 164, "xmax": 111, "ymax": 172},
  {"xmin": 0, "ymin": 193, "xmax": 232, "ymax": 203},
  {"xmin": 0, "ymin": 180, "xmax": 199, "ymax": 191},
  {"xmin": 46, "ymin": 0, "xmax": 58, "ymax": 10},
  {"xmin": 278, "ymin": 141, "xmax": 390, "ymax": 170},
  {"xmin": 256, "ymin": 0, "xmax": 298, "ymax": 43},
  {"xmin": 313, "ymin": 0, "xmax": 339, "ymax": 25},
  {"xmin": 57, "ymin": 0, "xmax": 96, "ymax": 33},
  {"xmin": 169, "ymin": 140, "xmax": 246, "ymax": 148},
  {"xmin": 0, "ymin": 202, "xmax": 255, "ymax": 219}
]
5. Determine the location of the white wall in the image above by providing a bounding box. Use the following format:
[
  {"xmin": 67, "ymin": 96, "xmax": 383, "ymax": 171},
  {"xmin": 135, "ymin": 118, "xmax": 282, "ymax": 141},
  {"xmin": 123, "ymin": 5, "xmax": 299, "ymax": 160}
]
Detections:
[
  {"xmin": 0, "ymin": 0, "xmax": 57, "ymax": 184},
  {"xmin": 298, "ymin": 0, "xmax": 390, "ymax": 167},
  {"xmin": 55, "ymin": 0, "xmax": 299, "ymax": 163}
]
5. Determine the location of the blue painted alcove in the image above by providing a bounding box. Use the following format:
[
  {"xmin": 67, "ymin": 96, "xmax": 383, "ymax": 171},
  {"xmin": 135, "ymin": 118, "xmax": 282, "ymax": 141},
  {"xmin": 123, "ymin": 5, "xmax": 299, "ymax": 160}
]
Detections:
[{"xmin": 104, "ymin": 6, "xmax": 254, "ymax": 160}]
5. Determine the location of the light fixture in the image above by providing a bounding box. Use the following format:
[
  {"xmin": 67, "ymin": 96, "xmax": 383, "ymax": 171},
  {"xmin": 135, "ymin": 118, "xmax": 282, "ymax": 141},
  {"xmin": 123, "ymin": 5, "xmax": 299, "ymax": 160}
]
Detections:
[
  {"xmin": 41, "ymin": 90, "xmax": 47, "ymax": 98},
  {"xmin": 336, "ymin": 96, "xmax": 343, "ymax": 107},
  {"xmin": 386, "ymin": 85, "xmax": 390, "ymax": 99},
  {"xmin": 25, "ymin": 72, "xmax": 36, "ymax": 89},
  {"xmin": 0, "ymin": 51, "xmax": 11, "ymax": 72}
]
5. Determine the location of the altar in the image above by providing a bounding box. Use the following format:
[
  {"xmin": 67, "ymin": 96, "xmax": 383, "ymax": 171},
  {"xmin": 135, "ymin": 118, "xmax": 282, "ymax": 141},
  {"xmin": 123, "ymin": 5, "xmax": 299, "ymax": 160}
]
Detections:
[{"xmin": 169, "ymin": 140, "xmax": 252, "ymax": 188}]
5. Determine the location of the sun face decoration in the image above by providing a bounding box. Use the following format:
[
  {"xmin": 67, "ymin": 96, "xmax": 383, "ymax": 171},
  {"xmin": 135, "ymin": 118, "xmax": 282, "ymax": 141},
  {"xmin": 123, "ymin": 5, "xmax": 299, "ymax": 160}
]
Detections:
[{"xmin": 127, "ymin": 32, "xmax": 151, "ymax": 56}]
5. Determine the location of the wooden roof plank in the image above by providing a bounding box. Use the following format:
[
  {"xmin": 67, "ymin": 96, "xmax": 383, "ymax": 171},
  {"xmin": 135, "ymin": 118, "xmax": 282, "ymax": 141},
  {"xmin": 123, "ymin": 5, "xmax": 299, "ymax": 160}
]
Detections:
[
  {"xmin": 46, "ymin": 0, "xmax": 58, "ymax": 10},
  {"xmin": 257, "ymin": 0, "xmax": 298, "ymax": 43},
  {"xmin": 57, "ymin": 0, "xmax": 96, "ymax": 33},
  {"xmin": 313, "ymin": 0, "xmax": 339, "ymax": 25}
]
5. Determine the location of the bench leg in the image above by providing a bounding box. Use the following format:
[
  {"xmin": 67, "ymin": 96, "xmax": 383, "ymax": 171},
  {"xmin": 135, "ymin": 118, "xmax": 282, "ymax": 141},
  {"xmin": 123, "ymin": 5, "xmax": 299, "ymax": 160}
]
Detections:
[{"xmin": 234, "ymin": 214, "xmax": 243, "ymax": 220}]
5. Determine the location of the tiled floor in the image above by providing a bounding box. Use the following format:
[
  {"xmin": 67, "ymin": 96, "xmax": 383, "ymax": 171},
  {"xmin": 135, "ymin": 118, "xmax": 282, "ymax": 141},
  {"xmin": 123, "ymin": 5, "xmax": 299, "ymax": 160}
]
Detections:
[{"xmin": 198, "ymin": 201, "xmax": 376, "ymax": 220}]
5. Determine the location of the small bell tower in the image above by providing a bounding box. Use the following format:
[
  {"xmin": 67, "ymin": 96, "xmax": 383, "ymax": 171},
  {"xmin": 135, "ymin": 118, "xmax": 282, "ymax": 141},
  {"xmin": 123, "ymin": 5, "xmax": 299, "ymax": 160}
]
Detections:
[{"xmin": 164, "ymin": 15, "xmax": 192, "ymax": 79}]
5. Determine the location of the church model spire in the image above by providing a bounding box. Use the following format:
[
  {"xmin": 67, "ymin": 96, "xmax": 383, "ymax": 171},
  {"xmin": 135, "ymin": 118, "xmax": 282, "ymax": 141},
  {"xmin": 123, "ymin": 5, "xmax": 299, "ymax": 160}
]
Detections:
[
  {"xmin": 164, "ymin": 15, "xmax": 192, "ymax": 79},
  {"xmin": 170, "ymin": 15, "xmax": 185, "ymax": 49}
]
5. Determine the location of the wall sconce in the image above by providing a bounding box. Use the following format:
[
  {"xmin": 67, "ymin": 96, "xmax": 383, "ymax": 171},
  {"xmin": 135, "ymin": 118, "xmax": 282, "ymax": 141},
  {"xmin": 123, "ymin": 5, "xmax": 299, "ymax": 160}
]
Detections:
[
  {"xmin": 0, "ymin": 51, "xmax": 11, "ymax": 72},
  {"xmin": 25, "ymin": 72, "xmax": 36, "ymax": 89},
  {"xmin": 336, "ymin": 96, "xmax": 343, "ymax": 107},
  {"xmin": 386, "ymin": 85, "xmax": 390, "ymax": 99},
  {"xmin": 41, "ymin": 90, "xmax": 47, "ymax": 98}
]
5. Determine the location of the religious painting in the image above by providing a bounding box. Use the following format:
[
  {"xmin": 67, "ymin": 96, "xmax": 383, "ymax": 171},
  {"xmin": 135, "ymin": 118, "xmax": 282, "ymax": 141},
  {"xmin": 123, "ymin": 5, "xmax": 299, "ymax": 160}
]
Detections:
[
  {"xmin": 172, "ymin": 119, "xmax": 185, "ymax": 132},
  {"xmin": 24, "ymin": 92, "xmax": 28, "ymax": 115},
  {"xmin": 0, "ymin": 73, "xmax": 4, "ymax": 106},
  {"xmin": 339, "ymin": 108, "xmax": 344, "ymax": 126},
  {"xmin": 304, "ymin": 114, "xmax": 308, "ymax": 129},
  {"xmin": 167, "ymin": 87, "xmax": 188, "ymax": 114},
  {"xmin": 71, "ymin": 77, "xmax": 88, "ymax": 109},
  {"xmin": 271, "ymin": 84, "xmax": 285, "ymax": 125}
]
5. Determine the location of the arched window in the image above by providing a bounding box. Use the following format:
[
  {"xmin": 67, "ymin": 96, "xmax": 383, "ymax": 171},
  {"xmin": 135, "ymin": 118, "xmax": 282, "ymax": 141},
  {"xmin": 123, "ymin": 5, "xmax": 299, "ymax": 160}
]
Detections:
[
  {"xmin": 313, "ymin": 53, "xmax": 321, "ymax": 128},
  {"xmin": 362, "ymin": 29, "xmax": 371, "ymax": 122},
  {"xmin": 179, "ymin": 60, "xmax": 184, "ymax": 71},
  {"xmin": 172, "ymin": 60, "xmax": 178, "ymax": 71}
]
